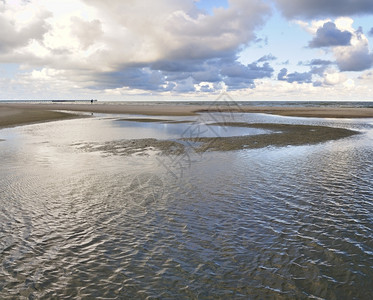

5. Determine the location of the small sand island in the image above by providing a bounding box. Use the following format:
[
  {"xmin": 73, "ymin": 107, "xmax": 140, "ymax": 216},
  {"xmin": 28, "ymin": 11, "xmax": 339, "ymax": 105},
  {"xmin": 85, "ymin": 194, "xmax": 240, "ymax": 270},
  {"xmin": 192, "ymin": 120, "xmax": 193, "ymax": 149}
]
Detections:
[{"xmin": 72, "ymin": 122, "xmax": 358, "ymax": 156}]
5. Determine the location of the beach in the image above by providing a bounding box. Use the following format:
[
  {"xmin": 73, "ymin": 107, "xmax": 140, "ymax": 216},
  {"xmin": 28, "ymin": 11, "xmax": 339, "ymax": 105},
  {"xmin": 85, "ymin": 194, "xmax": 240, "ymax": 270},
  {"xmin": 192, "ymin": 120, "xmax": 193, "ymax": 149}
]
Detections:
[
  {"xmin": 0, "ymin": 102, "xmax": 367, "ymax": 149},
  {"xmin": 1, "ymin": 103, "xmax": 373, "ymax": 130},
  {"xmin": 0, "ymin": 105, "xmax": 79, "ymax": 129},
  {"xmin": 1, "ymin": 102, "xmax": 372, "ymax": 299}
]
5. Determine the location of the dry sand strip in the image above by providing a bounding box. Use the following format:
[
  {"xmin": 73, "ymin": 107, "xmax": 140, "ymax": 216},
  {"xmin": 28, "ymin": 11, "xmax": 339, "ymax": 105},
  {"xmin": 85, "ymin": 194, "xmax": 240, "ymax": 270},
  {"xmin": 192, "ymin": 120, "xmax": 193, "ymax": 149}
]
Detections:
[
  {"xmin": 1, "ymin": 103, "xmax": 373, "ymax": 120},
  {"xmin": 0, "ymin": 106, "xmax": 79, "ymax": 129},
  {"xmin": 0, "ymin": 103, "xmax": 200, "ymax": 117},
  {"xmin": 196, "ymin": 105, "xmax": 373, "ymax": 118}
]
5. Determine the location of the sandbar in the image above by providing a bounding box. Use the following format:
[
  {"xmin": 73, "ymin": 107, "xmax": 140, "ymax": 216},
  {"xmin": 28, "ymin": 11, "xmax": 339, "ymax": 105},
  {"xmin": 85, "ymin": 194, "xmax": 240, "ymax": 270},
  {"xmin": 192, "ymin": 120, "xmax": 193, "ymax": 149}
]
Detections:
[
  {"xmin": 73, "ymin": 138, "xmax": 185, "ymax": 156},
  {"xmin": 73, "ymin": 123, "xmax": 359, "ymax": 156},
  {"xmin": 184, "ymin": 123, "xmax": 359, "ymax": 152}
]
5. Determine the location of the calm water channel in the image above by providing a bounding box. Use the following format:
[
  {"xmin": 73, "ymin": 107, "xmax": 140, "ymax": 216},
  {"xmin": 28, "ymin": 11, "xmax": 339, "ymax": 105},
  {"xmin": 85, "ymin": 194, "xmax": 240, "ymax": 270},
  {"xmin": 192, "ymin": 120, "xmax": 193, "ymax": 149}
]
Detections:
[{"xmin": 0, "ymin": 112, "xmax": 372, "ymax": 299}]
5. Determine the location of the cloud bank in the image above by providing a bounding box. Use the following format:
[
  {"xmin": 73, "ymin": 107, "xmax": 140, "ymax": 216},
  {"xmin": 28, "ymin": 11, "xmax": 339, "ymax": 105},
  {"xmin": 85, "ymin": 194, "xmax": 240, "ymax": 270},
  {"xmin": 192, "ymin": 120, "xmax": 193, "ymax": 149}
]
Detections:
[
  {"xmin": 0, "ymin": 0, "xmax": 373, "ymax": 99},
  {"xmin": 275, "ymin": 0, "xmax": 373, "ymax": 19},
  {"xmin": 0, "ymin": 0, "xmax": 275, "ymax": 94}
]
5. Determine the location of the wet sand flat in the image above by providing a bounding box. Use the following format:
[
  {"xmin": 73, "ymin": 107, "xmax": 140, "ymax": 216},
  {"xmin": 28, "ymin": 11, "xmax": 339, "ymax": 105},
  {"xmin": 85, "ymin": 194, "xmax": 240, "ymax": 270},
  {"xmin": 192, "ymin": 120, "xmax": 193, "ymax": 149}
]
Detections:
[
  {"xmin": 116, "ymin": 118, "xmax": 192, "ymax": 124},
  {"xmin": 1, "ymin": 103, "xmax": 373, "ymax": 121},
  {"xmin": 184, "ymin": 123, "xmax": 359, "ymax": 152},
  {"xmin": 203, "ymin": 106, "xmax": 373, "ymax": 118},
  {"xmin": 0, "ymin": 103, "xmax": 368, "ymax": 149},
  {"xmin": 0, "ymin": 103, "xmax": 200, "ymax": 117},
  {"xmin": 0, "ymin": 105, "xmax": 78, "ymax": 129},
  {"xmin": 74, "ymin": 123, "xmax": 359, "ymax": 156}
]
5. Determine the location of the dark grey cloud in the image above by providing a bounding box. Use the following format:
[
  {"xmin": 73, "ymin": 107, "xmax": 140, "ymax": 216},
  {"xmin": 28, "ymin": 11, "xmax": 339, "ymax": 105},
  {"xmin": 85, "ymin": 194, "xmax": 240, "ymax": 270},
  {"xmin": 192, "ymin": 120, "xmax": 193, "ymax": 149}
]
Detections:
[
  {"xmin": 309, "ymin": 59, "xmax": 333, "ymax": 66},
  {"xmin": 277, "ymin": 68, "xmax": 288, "ymax": 81},
  {"xmin": 173, "ymin": 77, "xmax": 196, "ymax": 93},
  {"xmin": 254, "ymin": 36, "xmax": 269, "ymax": 47},
  {"xmin": 199, "ymin": 84, "xmax": 216, "ymax": 93},
  {"xmin": 192, "ymin": 68, "xmax": 221, "ymax": 83},
  {"xmin": 356, "ymin": 26, "xmax": 364, "ymax": 35},
  {"xmin": 89, "ymin": 57, "xmax": 274, "ymax": 93},
  {"xmin": 286, "ymin": 72, "xmax": 313, "ymax": 84},
  {"xmin": 310, "ymin": 66, "xmax": 328, "ymax": 76},
  {"xmin": 274, "ymin": 0, "xmax": 373, "ymax": 19},
  {"xmin": 150, "ymin": 60, "xmax": 204, "ymax": 73},
  {"xmin": 257, "ymin": 54, "xmax": 277, "ymax": 62},
  {"xmin": 309, "ymin": 22, "xmax": 352, "ymax": 48},
  {"xmin": 369, "ymin": 28, "xmax": 373, "ymax": 36},
  {"xmin": 297, "ymin": 59, "xmax": 334, "ymax": 76},
  {"xmin": 90, "ymin": 67, "xmax": 171, "ymax": 91},
  {"xmin": 221, "ymin": 61, "xmax": 274, "ymax": 90},
  {"xmin": 278, "ymin": 68, "xmax": 313, "ymax": 84},
  {"xmin": 221, "ymin": 62, "xmax": 273, "ymax": 80},
  {"xmin": 336, "ymin": 50, "xmax": 373, "ymax": 71}
]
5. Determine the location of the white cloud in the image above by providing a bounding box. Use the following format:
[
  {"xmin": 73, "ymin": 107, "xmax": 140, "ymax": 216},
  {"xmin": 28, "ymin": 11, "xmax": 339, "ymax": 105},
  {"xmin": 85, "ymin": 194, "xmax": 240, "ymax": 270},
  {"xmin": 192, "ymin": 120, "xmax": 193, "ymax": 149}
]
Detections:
[
  {"xmin": 323, "ymin": 70, "xmax": 347, "ymax": 85},
  {"xmin": 247, "ymin": 77, "xmax": 365, "ymax": 101},
  {"xmin": 333, "ymin": 18, "xmax": 373, "ymax": 71},
  {"xmin": 298, "ymin": 17, "xmax": 373, "ymax": 72},
  {"xmin": 357, "ymin": 71, "xmax": 373, "ymax": 92},
  {"xmin": 0, "ymin": 2, "xmax": 51, "ymax": 53},
  {"xmin": 1, "ymin": 0, "xmax": 373, "ymax": 100},
  {"xmin": 0, "ymin": 0, "xmax": 273, "ymax": 94},
  {"xmin": 294, "ymin": 19, "xmax": 331, "ymax": 35}
]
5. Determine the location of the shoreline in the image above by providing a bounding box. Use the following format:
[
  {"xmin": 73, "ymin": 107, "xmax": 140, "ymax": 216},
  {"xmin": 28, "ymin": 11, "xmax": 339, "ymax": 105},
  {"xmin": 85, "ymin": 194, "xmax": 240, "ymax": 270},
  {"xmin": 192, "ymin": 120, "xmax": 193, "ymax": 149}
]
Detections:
[{"xmin": 1, "ymin": 102, "xmax": 373, "ymax": 129}]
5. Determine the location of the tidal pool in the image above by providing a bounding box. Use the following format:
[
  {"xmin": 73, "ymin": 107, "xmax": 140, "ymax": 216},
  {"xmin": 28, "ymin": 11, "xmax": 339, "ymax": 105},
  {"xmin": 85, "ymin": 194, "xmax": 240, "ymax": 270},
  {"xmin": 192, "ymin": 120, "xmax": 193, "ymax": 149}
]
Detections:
[{"xmin": 0, "ymin": 112, "xmax": 372, "ymax": 299}]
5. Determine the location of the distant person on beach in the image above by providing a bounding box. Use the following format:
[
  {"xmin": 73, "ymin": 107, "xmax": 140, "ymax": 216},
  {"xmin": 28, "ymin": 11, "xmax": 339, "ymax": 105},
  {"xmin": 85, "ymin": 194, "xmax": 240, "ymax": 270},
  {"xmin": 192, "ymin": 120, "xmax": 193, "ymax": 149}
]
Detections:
[{"xmin": 91, "ymin": 99, "xmax": 93, "ymax": 104}]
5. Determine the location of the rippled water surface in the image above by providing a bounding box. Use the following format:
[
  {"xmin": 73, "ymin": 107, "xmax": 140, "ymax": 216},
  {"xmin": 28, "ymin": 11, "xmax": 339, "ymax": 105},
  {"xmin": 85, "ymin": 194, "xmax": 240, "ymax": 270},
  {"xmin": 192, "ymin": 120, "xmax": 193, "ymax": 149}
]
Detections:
[{"xmin": 0, "ymin": 112, "xmax": 372, "ymax": 299}]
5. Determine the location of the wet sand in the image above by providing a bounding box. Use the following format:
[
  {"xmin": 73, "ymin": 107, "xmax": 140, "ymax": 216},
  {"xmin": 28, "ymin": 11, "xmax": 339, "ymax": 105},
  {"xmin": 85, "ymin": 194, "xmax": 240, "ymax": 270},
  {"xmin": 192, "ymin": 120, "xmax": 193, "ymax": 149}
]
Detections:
[
  {"xmin": 1, "ymin": 102, "xmax": 373, "ymax": 124},
  {"xmin": 73, "ymin": 138, "xmax": 185, "ymax": 156},
  {"xmin": 0, "ymin": 103, "xmax": 200, "ymax": 119},
  {"xmin": 73, "ymin": 123, "xmax": 359, "ymax": 156},
  {"xmin": 198, "ymin": 105, "xmax": 373, "ymax": 118},
  {"xmin": 0, "ymin": 103, "xmax": 366, "ymax": 149},
  {"xmin": 185, "ymin": 123, "xmax": 359, "ymax": 152},
  {"xmin": 117, "ymin": 118, "xmax": 192, "ymax": 124},
  {"xmin": 0, "ymin": 106, "xmax": 78, "ymax": 129}
]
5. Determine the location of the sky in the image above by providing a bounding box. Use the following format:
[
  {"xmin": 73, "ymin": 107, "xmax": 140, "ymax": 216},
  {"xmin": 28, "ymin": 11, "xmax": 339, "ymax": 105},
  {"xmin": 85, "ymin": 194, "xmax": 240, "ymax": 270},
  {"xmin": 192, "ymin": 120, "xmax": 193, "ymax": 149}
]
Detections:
[{"xmin": 1, "ymin": 0, "xmax": 373, "ymax": 101}]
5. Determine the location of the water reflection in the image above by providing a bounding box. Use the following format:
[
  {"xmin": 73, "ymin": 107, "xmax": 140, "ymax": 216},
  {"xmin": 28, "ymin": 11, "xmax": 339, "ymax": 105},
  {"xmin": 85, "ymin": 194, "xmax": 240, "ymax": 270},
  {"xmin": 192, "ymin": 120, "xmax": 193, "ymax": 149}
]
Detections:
[
  {"xmin": 0, "ymin": 113, "xmax": 372, "ymax": 299},
  {"xmin": 114, "ymin": 119, "xmax": 269, "ymax": 139}
]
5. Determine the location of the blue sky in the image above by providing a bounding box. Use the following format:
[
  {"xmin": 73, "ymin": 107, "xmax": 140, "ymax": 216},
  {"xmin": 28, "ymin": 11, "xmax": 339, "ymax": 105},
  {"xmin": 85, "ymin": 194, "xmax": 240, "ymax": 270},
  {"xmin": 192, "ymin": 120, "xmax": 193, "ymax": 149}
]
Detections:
[
  {"xmin": 195, "ymin": 0, "xmax": 229, "ymax": 14},
  {"xmin": 0, "ymin": 0, "xmax": 373, "ymax": 101}
]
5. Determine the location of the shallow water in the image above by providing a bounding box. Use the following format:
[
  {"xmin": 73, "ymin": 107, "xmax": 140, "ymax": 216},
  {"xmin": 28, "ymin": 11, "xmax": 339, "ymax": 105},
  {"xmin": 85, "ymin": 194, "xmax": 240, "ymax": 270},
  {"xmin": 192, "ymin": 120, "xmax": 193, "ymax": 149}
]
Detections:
[{"xmin": 0, "ymin": 112, "xmax": 372, "ymax": 299}]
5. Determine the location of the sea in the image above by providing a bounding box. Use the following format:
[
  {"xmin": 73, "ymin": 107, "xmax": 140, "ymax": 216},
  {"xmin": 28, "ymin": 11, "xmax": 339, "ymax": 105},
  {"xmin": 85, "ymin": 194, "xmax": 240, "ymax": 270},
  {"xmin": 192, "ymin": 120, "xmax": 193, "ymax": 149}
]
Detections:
[
  {"xmin": 0, "ymin": 101, "xmax": 372, "ymax": 299},
  {"xmin": 0, "ymin": 99, "xmax": 373, "ymax": 108}
]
